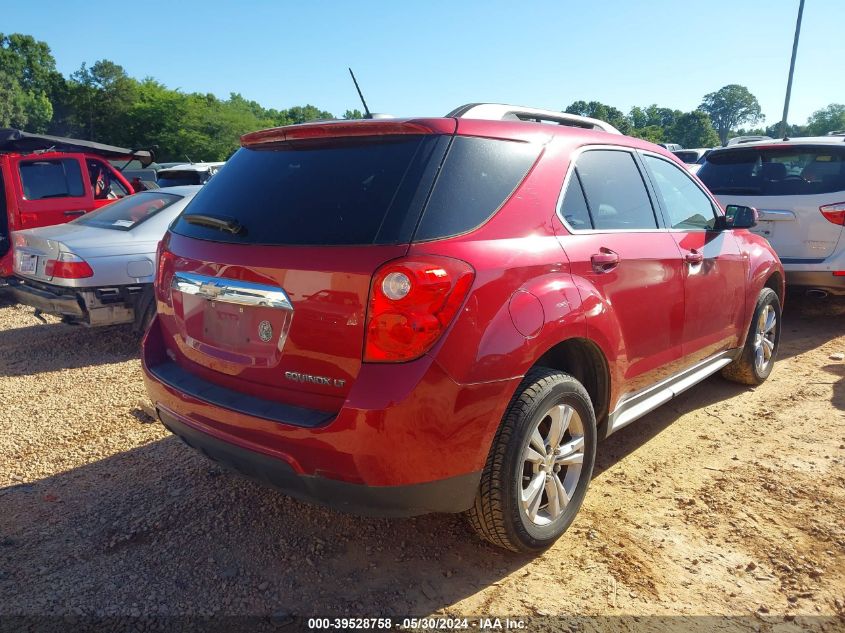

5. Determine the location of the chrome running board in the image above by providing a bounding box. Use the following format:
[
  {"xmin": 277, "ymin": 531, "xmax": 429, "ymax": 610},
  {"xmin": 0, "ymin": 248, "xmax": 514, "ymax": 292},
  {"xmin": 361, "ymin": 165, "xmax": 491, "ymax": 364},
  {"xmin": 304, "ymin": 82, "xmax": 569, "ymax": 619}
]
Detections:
[{"xmin": 607, "ymin": 350, "xmax": 736, "ymax": 435}]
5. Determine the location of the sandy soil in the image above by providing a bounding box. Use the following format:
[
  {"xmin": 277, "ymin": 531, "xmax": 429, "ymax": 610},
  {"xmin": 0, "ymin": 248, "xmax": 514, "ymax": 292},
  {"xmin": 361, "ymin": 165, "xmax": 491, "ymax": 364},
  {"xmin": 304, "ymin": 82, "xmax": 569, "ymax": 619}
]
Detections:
[{"xmin": 0, "ymin": 290, "xmax": 843, "ymax": 631}]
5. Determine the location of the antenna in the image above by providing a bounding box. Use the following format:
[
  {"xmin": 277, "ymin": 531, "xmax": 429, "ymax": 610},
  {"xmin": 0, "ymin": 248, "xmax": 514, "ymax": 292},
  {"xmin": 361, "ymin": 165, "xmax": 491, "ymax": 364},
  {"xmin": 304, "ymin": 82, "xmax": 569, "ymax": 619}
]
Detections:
[{"xmin": 348, "ymin": 68, "xmax": 372, "ymax": 119}]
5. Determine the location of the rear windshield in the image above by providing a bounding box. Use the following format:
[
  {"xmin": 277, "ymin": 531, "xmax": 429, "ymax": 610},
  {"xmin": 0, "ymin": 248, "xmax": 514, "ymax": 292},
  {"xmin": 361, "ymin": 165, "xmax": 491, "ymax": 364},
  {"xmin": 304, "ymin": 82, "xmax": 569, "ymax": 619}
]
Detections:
[
  {"xmin": 157, "ymin": 171, "xmax": 203, "ymax": 187},
  {"xmin": 698, "ymin": 145, "xmax": 845, "ymax": 196},
  {"xmin": 74, "ymin": 191, "xmax": 182, "ymax": 231},
  {"xmin": 170, "ymin": 134, "xmax": 539, "ymax": 246},
  {"xmin": 673, "ymin": 151, "xmax": 700, "ymax": 164}
]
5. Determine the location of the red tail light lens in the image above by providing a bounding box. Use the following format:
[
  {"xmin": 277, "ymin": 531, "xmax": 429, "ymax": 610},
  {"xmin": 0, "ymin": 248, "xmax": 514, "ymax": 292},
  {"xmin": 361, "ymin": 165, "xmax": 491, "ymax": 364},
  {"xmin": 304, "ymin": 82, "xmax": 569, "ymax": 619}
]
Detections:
[
  {"xmin": 45, "ymin": 253, "xmax": 93, "ymax": 279},
  {"xmin": 364, "ymin": 256, "xmax": 475, "ymax": 362},
  {"xmin": 155, "ymin": 239, "xmax": 176, "ymax": 304},
  {"xmin": 820, "ymin": 203, "xmax": 845, "ymax": 225}
]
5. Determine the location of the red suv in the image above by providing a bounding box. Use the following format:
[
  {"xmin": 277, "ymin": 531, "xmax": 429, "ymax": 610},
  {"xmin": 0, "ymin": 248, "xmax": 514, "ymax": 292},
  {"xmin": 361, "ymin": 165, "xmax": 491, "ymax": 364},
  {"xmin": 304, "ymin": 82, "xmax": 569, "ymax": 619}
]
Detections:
[{"xmin": 142, "ymin": 105, "xmax": 783, "ymax": 552}]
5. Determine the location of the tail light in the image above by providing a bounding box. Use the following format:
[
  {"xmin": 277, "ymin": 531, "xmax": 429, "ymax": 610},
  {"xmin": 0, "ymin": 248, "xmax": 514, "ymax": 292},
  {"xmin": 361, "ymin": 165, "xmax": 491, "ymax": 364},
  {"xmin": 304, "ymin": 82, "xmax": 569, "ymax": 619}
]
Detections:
[
  {"xmin": 820, "ymin": 203, "xmax": 845, "ymax": 225},
  {"xmin": 364, "ymin": 256, "xmax": 475, "ymax": 362},
  {"xmin": 45, "ymin": 252, "xmax": 93, "ymax": 279},
  {"xmin": 155, "ymin": 238, "xmax": 176, "ymax": 305}
]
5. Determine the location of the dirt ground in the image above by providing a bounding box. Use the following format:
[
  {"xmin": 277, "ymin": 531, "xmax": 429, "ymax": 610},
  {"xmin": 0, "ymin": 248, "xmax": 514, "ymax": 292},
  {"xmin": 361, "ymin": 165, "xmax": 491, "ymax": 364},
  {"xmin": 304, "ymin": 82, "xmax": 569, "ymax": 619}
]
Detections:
[{"xmin": 0, "ymin": 290, "xmax": 843, "ymax": 631}]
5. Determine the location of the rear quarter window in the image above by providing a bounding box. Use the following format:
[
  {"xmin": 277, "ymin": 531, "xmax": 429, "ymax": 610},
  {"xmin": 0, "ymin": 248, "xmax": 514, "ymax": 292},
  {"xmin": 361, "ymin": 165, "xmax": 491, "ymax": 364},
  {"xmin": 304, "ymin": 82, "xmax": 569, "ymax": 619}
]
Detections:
[{"xmin": 412, "ymin": 136, "xmax": 541, "ymax": 241}]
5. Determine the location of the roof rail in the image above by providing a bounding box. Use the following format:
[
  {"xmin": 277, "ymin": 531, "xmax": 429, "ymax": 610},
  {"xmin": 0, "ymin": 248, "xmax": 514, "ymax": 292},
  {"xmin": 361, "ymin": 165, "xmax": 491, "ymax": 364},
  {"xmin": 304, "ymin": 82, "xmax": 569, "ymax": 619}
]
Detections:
[{"xmin": 447, "ymin": 103, "xmax": 621, "ymax": 135}]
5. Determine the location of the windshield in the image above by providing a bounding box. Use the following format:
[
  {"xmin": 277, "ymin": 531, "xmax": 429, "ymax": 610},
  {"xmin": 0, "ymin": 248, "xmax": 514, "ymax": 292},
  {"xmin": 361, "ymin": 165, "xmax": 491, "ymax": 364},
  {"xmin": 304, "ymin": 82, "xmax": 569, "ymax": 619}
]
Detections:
[
  {"xmin": 698, "ymin": 145, "xmax": 845, "ymax": 196},
  {"xmin": 74, "ymin": 191, "xmax": 182, "ymax": 231}
]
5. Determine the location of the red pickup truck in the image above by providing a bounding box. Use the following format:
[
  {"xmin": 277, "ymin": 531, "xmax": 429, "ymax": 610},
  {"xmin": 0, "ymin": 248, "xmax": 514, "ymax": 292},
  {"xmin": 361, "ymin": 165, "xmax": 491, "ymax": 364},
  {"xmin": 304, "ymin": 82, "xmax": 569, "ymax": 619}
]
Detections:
[{"xmin": 0, "ymin": 129, "xmax": 153, "ymax": 280}]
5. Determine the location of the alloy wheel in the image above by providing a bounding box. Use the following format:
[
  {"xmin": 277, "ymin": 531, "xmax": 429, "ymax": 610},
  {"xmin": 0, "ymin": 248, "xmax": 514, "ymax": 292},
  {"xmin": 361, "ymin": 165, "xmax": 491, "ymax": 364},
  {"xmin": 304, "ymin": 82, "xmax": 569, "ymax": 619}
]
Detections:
[{"xmin": 520, "ymin": 403, "xmax": 585, "ymax": 526}]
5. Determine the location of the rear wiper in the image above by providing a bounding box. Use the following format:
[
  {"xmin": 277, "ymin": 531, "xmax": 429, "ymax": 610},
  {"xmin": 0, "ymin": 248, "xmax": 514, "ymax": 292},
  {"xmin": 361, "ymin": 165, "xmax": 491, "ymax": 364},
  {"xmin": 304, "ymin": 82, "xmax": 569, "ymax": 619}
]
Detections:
[{"xmin": 183, "ymin": 213, "xmax": 244, "ymax": 235}]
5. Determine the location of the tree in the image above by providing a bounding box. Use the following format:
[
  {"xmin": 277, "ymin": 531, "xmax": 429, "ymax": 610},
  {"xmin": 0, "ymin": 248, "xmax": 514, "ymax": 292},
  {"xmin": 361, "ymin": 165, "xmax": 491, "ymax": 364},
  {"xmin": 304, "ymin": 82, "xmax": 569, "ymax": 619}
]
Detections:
[
  {"xmin": 699, "ymin": 84, "xmax": 762, "ymax": 145},
  {"xmin": 343, "ymin": 109, "xmax": 364, "ymax": 120},
  {"xmin": 669, "ymin": 111, "xmax": 720, "ymax": 148},
  {"xmin": 629, "ymin": 125, "xmax": 665, "ymax": 143},
  {"xmin": 564, "ymin": 100, "xmax": 631, "ymax": 134},
  {"xmin": 806, "ymin": 104, "xmax": 845, "ymax": 136},
  {"xmin": 0, "ymin": 33, "xmax": 60, "ymax": 131},
  {"xmin": 0, "ymin": 69, "xmax": 28, "ymax": 128}
]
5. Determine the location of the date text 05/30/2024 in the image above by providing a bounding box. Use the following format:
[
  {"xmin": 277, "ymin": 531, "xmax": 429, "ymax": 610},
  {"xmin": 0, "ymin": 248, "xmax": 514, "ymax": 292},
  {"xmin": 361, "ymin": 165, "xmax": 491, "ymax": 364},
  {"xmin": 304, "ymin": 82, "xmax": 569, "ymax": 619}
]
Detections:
[{"xmin": 307, "ymin": 617, "xmax": 527, "ymax": 630}]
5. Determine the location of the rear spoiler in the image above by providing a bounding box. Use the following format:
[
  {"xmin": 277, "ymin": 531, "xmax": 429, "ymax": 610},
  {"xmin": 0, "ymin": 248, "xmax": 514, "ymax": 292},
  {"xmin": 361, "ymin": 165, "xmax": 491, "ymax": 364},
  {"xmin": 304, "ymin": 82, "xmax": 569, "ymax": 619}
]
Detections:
[
  {"xmin": 0, "ymin": 128, "xmax": 155, "ymax": 167},
  {"xmin": 241, "ymin": 119, "xmax": 457, "ymax": 147}
]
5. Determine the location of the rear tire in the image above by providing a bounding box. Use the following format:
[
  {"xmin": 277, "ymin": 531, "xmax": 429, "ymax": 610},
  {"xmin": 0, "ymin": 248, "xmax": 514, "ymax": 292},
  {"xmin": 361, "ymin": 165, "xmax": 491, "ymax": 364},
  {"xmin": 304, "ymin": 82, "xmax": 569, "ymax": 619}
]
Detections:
[
  {"xmin": 721, "ymin": 287, "xmax": 781, "ymax": 385},
  {"xmin": 465, "ymin": 367, "xmax": 596, "ymax": 552}
]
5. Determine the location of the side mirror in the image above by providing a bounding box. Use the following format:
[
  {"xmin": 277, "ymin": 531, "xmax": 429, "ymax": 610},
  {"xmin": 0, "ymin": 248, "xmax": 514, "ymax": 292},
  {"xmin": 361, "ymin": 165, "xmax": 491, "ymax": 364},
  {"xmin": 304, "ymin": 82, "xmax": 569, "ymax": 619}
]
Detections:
[{"xmin": 724, "ymin": 204, "xmax": 758, "ymax": 229}]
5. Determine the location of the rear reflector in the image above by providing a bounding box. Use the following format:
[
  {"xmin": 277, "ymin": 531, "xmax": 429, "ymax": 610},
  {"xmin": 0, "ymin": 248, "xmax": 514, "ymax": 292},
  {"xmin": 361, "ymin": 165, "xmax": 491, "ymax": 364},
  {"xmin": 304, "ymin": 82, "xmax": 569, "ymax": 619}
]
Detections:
[
  {"xmin": 364, "ymin": 256, "xmax": 475, "ymax": 363},
  {"xmin": 820, "ymin": 202, "xmax": 845, "ymax": 225},
  {"xmin": 833, "ymin": 271, "xmax": 845, "ymax": 277},
  {"xmin": 45, "ymin": 252, "xmax": 93, "ymax": 279}
]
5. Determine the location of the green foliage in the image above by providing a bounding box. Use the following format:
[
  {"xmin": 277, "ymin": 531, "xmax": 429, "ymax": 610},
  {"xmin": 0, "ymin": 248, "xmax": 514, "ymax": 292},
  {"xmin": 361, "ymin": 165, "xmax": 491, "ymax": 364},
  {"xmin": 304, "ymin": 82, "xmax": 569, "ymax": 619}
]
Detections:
[
  {"xmin": 0, "ymin": 33, "xmax": 58, "ymax": 131},
  {"xmin": 699, "ymin": 84, "xmax": 762, "ymax": 145},
  {"xmin": 343, "ymin": 109, "xmax": 365, "ymax": 120},
  {"xmin": 670, "ymin": 111, "xmax": 720, "ymax": 148},
  {"xmin": 565, "ymin": 100, "xmax": 631, "ymax": 134},
  {"xmin": 0, "ymin": 69, "xmax": 29, "ymax": 128},
  {"xmin": 806, "ymin": 104, "xmax": 845, "ymax": 136}
]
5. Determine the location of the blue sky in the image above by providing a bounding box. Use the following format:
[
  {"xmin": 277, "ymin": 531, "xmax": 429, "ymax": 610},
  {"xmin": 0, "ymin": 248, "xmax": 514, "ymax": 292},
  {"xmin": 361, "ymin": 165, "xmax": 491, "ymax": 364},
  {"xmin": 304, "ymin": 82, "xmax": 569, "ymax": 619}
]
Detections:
[{"xmin": 5, "ymin": 0, "xmax": 843, "ymax": 125}]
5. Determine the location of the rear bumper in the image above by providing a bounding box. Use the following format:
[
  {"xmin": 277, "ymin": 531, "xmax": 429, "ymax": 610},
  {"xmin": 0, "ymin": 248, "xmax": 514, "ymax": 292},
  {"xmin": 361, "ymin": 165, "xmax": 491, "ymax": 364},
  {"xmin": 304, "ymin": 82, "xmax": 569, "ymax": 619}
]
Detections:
[
  {"xmin": 6, "ymin": 280, "xmax": 86, "ymax": 319},
  {"xmin": 158, "ymin": 407, "xmax": 480, "ymax": 517},
  {"xmin": 142, "ymin": 316, "xmax": 520, "ymax": 516},
  {"xmin": 784, "ymin": 270, "xmax": 845, "ymax": 295},
  {"xmin": 783, "ymin": 250, "xmax": 845, "ymax": 295},
  {"xmin": 8, "ymin": 278, "xmax": 140, "ymax": 325}
]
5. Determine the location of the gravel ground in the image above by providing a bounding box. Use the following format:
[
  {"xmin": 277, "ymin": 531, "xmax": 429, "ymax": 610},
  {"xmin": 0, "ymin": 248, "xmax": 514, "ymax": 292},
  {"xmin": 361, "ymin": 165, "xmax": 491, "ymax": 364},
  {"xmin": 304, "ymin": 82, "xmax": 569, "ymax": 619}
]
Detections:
[{"xmin": 0, "ymin": 290, "xmax": 843, "ymax": 631}]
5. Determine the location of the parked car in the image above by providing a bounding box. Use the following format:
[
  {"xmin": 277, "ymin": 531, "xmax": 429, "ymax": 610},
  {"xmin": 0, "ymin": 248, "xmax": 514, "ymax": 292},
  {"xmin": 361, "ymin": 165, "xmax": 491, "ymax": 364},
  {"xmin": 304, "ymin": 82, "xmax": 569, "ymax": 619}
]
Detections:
[
  {"xmin": 658, "ymin": 142, "xmax": 683, "ymax": 152},
  {"xmin": 156, "ymin": 162, "xmax": 224, "ymax": 187},
  {"xmin": 142, "ymin": 105, "xmax": 783, "ymax": 552},
  {"xmin": 697, "ymin": 136, "xmax": 845, "ymax": 296},
  {"xmin": 0, "ymin": 129, "xmax": 152, "ymax": 282},
  {"xmin": 9, "ymin": 186, "xmax": 201, "ymax": 330}
]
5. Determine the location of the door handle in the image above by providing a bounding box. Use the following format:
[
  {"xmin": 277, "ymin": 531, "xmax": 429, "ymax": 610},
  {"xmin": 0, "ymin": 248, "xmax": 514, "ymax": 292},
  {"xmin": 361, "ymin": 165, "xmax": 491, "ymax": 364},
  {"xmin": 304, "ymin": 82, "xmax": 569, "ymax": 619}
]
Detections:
[
  {"xmin": 63, "ymin": 210, "xmax": 85, "ymax": 216},
  {"xmin": 591, "ymin": 248, "xmax": 619, "ymax": 273},
  {"xmin": 684, "ymin": 250, "xmax": 704, "ymax": 265}
]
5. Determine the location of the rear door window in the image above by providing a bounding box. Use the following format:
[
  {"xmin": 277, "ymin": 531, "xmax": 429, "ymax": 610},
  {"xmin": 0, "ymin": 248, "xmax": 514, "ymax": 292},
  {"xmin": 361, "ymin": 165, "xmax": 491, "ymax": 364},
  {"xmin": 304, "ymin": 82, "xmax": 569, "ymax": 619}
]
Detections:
[
  {"xmin": 170, "ymin": 135, "xmax": 449, "ymax": 245},
  {"xmin": 412, "ymin": 136, "xmax": 541, "ymax": 240},
  {"xmin": 698, "ymin": 146, "xmax": 845, "ymax": 196},
  {"xmin": 643, "ymin": 155, "xmax": 718, "ymax": 230},
  {"xmin": 567, "ymin": 149, "xmax": 659, "ymax": 230},
  {"xmin": 19, "ymin": 158, "xmax": 86, "ymax": 200}
]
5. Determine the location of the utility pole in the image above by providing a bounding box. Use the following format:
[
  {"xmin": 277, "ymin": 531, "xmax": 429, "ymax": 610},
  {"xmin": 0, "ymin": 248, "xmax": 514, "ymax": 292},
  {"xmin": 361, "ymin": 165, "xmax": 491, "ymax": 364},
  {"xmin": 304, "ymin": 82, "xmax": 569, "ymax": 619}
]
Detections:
[{"xmin": 779, "ymin": 0, "xmax": 805, "ymax": 139}]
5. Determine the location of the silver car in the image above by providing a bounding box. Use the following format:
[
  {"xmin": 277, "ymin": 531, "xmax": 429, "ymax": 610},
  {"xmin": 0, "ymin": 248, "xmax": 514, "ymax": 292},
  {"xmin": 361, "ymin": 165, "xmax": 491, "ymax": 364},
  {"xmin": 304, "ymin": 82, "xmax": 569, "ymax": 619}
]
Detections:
[{"xmin": 9, "ymin": 186, "xmax": 200, "ymax": 329}]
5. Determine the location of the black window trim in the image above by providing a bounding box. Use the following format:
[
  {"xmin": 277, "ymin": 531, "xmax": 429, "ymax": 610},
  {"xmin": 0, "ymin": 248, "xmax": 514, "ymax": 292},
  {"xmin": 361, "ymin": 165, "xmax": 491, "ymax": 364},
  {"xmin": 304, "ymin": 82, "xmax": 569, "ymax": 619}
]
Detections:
[
  {"xmin": 555, "ymin": 145, "xmax": 666, "ymax": 234},
  {"xmin": 636, "ymin": 149, "xmax": 724, "ymax": 233}
]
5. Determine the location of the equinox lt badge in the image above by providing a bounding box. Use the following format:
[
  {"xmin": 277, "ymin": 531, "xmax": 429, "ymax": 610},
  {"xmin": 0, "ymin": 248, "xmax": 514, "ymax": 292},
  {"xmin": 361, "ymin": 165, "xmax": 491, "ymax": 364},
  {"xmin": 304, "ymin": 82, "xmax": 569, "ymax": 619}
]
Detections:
[{"xmin": 285, "ymin": 371, "xmax": 346, "ymax": 388}]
